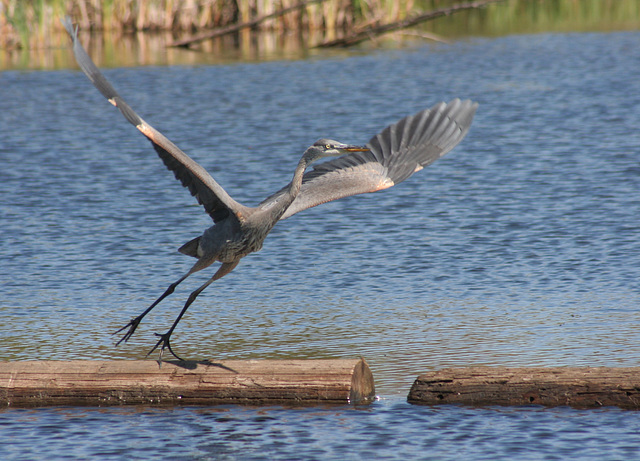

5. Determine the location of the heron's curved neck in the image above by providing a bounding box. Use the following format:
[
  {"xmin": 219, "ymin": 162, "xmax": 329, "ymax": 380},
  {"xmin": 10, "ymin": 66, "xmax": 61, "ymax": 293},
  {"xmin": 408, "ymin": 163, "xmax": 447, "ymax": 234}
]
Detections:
[
  {"xmin": 287, "ymin": 156, "xmax": 310, "ymax": 200},
  {"xmin": 268, "ymin": 151, "xmax": 316, "ymax": 222}
]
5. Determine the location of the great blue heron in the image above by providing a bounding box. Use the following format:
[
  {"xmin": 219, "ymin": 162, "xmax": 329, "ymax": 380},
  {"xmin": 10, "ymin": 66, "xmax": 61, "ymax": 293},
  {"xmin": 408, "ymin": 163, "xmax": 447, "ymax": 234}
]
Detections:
[{"xmin": 63, "ymin": 18, "xmax": 477, "ymax": 361}]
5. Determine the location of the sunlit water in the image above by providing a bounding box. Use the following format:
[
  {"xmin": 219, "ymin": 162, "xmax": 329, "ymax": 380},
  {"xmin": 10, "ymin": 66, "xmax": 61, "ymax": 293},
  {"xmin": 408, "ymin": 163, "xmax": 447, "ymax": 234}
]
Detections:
[{"xmin": 1, "ymin": 32, "xmax": 640, "ymax": 459}]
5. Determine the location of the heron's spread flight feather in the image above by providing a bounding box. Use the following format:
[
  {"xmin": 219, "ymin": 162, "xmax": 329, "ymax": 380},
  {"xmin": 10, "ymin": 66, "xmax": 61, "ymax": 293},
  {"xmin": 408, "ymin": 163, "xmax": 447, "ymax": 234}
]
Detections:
[
  {"xmin": 62, "ymin": 17, "xmax": 246, "ymax": 224},
  {"xmin": 259, "ymin": 99, "xmax": 478, "ymax": 219}
]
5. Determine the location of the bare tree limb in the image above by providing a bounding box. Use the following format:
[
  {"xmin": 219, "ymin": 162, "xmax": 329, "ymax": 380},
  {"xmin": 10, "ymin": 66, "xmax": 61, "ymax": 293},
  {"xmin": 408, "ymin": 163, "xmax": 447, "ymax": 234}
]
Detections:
[
  {"xmin": 169, "ymin": 0, "xmax": 326, "ymax": 48},
  {"xmin": 317, "ymin": 0, "xmax": 506, "ymax": 48}
]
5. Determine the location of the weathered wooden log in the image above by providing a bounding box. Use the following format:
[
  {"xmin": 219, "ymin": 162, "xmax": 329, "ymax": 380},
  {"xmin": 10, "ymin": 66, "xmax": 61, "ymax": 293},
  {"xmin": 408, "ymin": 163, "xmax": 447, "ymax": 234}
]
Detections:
[
  {"xmin": 0, "ymin": 359, "xmax": 374, "ymax": 407},
  {"xmin": 408, "ymin": 367, "xmax": 640, "ymax": 409}
]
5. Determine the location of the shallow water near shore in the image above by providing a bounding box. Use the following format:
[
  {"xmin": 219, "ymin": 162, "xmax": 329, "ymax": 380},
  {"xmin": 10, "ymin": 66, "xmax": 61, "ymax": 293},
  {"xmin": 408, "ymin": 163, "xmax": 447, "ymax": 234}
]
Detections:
[{"xmin": 1, "ymin": 31, "xmax": 640, "ymax": 459}]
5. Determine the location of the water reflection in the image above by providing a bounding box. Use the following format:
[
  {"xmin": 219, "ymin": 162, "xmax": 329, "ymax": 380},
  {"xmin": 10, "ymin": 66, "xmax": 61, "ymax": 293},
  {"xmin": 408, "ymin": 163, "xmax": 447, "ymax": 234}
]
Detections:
[
  {"xmin": 0, "ymin": 28, "xmax": 350, "ymax": 71},
  {"xmin": 2, "ymin": 403, "xmax": 640, "ymax": 459}
]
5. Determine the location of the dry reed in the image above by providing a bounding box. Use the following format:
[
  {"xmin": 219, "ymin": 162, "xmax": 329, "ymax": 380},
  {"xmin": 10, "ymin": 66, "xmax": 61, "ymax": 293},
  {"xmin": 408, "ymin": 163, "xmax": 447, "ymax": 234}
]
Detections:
[{"xmin": 0, "ymin": 0, "xmax": 421, "ymax": 49}]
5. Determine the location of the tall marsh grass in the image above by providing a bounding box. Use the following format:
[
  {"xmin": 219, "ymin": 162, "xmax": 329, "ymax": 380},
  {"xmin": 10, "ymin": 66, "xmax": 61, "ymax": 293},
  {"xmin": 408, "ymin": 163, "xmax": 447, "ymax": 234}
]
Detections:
[
  {"xmin": 0, "ymin": 0, "xmax": 420, "ymax": 49},
  {"xmin": 1, "ymin": 0, "xmax": 639, "ymax": 50}
]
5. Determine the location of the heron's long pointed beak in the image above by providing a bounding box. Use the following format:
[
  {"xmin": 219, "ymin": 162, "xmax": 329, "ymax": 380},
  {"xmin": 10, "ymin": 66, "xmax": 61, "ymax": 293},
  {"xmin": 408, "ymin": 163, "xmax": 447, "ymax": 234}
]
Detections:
[{"xmin": 343, "ymin": 145, "xmax": 370, "ymax": 152}]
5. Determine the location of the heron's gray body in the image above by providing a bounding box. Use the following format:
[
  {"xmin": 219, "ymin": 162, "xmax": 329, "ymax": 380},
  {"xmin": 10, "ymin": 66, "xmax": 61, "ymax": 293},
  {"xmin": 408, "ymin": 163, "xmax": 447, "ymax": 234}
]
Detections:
[
  {"xmin": 181, "ymin": 147, "xmax": 321, "ymax": 264},
  {"xmin": 63, "ymin": 17, "xmax": 478, "ymax": 360},
  {"xmin": 190, "ymin": 201, "xmax": 279, "ymax": 262},
  {"xmin": 192, "ymin": 219, "xmax": 250, "ymax": 262}
]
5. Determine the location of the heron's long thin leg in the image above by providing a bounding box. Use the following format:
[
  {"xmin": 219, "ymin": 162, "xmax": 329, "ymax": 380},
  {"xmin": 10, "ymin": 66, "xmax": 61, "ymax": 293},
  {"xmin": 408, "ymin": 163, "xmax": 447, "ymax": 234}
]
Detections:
[
  {"xmin": 148, "ymin": 260, "xmax": 240, "ymax": 362},
  {"xmin": 114, "ymin": 273, "xmax": 191, "ymax": 346},
  {"xmin": 114, "ymin": 256, "xmax": 215, "ymax": 346}
]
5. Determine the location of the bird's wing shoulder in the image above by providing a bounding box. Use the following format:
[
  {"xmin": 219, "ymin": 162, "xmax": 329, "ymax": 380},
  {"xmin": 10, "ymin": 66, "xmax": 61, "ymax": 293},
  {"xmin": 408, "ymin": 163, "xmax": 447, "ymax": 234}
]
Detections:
[
  {"xmin": 260, "ymin": 99, "xmax": 477, "ymax": 220},
  {"xmin": 63, "ymin": 18, "xmax": 246, "ymax": 223},
  {"xmin": 257, "ymin": 152, "xmax": 394, "ymax": 218}
]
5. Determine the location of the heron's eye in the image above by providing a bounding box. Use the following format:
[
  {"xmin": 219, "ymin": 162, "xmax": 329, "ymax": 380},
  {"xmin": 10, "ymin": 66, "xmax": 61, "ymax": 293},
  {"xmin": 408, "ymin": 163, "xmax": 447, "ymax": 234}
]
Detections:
[{"xmin": 325, "ymin": 143, "xmax": 332, "ymax": 149}]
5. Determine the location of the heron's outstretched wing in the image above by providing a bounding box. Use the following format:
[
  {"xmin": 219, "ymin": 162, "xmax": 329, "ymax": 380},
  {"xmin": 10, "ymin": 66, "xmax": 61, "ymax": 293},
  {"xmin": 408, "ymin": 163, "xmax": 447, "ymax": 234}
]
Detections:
[
  {"xmin": 63, "ymin": 18, "xmax": 246, "ymax": 223},
  {"xmin": 259, "ymin": 99, "xmax": 478, "ymax": 219}
]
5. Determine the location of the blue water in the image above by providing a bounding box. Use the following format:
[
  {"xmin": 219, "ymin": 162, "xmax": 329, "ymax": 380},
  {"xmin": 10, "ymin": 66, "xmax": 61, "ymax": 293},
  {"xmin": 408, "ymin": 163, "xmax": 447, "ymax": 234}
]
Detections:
[{"xmin": 1, "ymin": 32, "xmax": 640, "ymax": 459}]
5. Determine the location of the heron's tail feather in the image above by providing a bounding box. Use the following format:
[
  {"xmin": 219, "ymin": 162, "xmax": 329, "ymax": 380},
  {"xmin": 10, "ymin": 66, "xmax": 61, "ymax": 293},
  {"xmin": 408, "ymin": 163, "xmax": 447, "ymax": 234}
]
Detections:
[{"xmin": 179, "ymin": 237, "xmax": 201, "ymax": 258}]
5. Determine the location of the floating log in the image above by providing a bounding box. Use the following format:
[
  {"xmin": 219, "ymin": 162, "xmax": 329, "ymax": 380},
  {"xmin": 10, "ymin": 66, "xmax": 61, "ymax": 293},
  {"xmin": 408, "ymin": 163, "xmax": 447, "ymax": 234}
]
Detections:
[
  {"xmin": 408, "ymin": 367, "xmax": 640, "ymax": 409},
  {"xmin": 0, "ymin": 358, "xmax": 374, "ymax": 407},
  {"xmin": 317, "ymin": 0, "xmax": 505, "ymax": 48}
]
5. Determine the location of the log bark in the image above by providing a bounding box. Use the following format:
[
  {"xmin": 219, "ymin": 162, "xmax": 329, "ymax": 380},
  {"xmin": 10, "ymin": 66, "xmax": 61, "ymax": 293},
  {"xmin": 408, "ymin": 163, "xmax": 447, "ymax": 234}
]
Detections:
[
  {"xmin": 317, "ymin": 0, "xmax": 505, "ymax": 48},
  {"xmin": 0, "ymin": 358, "xmax": 374, "ymax": 407},
  {"xmin": 408, "ymin": 367, "xmax": 640, "ymax": 409}
]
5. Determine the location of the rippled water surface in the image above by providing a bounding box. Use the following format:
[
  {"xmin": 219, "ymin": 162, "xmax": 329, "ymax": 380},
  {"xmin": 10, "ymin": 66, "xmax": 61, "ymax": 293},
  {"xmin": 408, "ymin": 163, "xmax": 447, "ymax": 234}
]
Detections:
[{"xmin": 2, "ymin": 32, "xmax": 640, "ymax": 459}]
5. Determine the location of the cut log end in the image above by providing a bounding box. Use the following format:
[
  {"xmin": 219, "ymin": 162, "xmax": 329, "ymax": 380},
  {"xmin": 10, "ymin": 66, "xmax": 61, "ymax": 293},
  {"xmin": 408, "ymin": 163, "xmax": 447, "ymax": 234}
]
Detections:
[
  {"xmin": 350, "ymin": 357, "xmax": 376, "ymax": 403},
  {"xmin": 0, "ymin": 358, "xmax": 375, "ymax": 408},
  {"xmin": 408, "ymin": 367, "xmax": 640, "ymax": 409}
]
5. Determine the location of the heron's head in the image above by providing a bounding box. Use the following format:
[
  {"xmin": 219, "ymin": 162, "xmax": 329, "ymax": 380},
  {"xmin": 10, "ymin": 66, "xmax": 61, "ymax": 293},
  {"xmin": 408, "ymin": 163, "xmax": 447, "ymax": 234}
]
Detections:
[{"xmin": 303, "ymin": 139, "xmax": 369, "ymax": 164}]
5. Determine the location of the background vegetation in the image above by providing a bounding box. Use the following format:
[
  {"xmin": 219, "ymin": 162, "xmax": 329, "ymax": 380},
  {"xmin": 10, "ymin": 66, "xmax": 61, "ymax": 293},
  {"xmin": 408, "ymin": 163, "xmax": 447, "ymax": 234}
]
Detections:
[
  {"xmin": 0, "ymin": 0, "xmax": 638, "ymax": 69},
  {"xmin": 3, "ymin": 0, "xmax": 638, "ymax": 50},
  {"xmin": 3, "ymin": 0, "xmax": 421, "ymax": 49}
]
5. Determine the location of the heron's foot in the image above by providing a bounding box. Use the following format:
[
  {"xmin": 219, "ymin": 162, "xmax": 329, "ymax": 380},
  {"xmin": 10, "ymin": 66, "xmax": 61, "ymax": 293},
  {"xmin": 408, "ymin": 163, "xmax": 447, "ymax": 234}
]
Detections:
[
  {"xmin": 147, "ymin": 331, "xmax": 185, "ymax": 362},
  {"xmin": 114, "ymin": 316, "xmax": 143, "ymax": 346}
]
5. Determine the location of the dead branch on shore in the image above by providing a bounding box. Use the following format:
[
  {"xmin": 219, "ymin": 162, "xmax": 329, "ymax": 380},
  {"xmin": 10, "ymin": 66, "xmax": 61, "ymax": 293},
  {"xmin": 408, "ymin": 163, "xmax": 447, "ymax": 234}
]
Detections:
[
  {"xmin": 169, "ymin": 0, "xmax": 325, "ymax": 48},
  {"xmin": 317, "ymin": 0, "xmax": 505, "ymax": 48}
]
